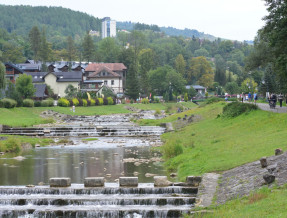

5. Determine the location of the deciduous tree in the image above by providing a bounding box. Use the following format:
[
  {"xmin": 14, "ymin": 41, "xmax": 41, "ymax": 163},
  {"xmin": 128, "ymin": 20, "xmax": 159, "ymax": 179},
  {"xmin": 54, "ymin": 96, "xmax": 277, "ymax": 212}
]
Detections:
[{"xmin": 15, "ymin": 74, "xmax": 35, "ymax": 99}]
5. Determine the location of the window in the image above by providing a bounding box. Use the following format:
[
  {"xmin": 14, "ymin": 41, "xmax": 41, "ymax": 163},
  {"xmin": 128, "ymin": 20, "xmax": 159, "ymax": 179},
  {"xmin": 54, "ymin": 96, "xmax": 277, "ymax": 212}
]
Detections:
[
  {"xmin": 103, "ymin": 72, "xmax": 106, "ymax": 76},
  {"xmin": 104, "ymin": 80, "xmax": 107, "ymax": 85},
  {"xmin": 111, "ymin": 80, "xmax": 114, "ymax": 85}
]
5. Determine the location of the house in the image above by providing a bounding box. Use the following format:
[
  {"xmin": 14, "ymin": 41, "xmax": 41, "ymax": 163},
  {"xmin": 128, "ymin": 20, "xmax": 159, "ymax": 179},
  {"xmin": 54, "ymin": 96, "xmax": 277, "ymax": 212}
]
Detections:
[
  {"xmin": 47, "ymin": 62, "xmax": 87, "ymax": 73},
  {"xmin": 43, "ymin": 71, "xmax": 82, "ymax": 97},
  {"xmin": 4, "ymin": 62, "xmax": 23, "ymax": 83},
  {"xmin": 186, "ymin": 85, "xmax": 206, "ymax": 94},
  {"xmin": 84, "ymin": 63, "xmax": 127, "ymax": 94},
  {"xmin": 33, "ymin": 83, "xmax": 48, "ymax": 100},
  {"xmin": 17, "ymin": 60, "xmax": 41, "ymax": 72},
  {"xmin": 25, "ymin": 71, "xmax": 82, "ymax": 98}
]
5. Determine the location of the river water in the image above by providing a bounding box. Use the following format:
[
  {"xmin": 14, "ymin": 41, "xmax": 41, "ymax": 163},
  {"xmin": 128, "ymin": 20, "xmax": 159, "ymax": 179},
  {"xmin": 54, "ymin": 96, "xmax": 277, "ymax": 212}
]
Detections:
[{"xmin": 0, "ymin": 112, "xmax": 167, "ymax": 186}]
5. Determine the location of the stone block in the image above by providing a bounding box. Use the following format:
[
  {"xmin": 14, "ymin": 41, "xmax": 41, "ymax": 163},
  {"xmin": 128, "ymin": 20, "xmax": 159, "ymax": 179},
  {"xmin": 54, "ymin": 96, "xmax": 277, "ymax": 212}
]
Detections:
[
  {"xmin": 154, "ymin": 176, "xmax": 172, "ymax": 186},
  {"xmin": 260, "ymin": 157, "xmax": 267, "ymax": 168},
  {"xmin": 119, "ymin": 177, "xmax": 138, "ymax": 187},
  {"xmin": 186, "ymin": 176, "xmax": 202, "ymax": 187},
  {"xmin": 49, "ymin": 177, "xmax": 71, "ymax": 187},
  {"xmin": 84, "ymin": 177, "xmax": 105, "ymax": 187},
  {"xmin": 263, "ymin": 174, "xmax": 275, "ymax": 184},
  {"xmin": 275, "ymin": 148, "xmax": 283, "ymax": 156}
]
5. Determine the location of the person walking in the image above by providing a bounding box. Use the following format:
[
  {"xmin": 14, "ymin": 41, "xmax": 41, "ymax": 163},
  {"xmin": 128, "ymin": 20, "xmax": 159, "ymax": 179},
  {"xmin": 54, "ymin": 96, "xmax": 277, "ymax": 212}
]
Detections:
[
  {"xmin": 253, "ymin": 92, "xmax": 258, "ymax": 104},
  {"xmin": 241, "ymin": 92, "xmax": 244, "ymax": 103},
  {"xmin": 248, "ymin": 92, "xmax": 252, "ymax": 102},
  {"xmin": 278, "ymin": 93, "xmax": 283, "ymax": 107}
]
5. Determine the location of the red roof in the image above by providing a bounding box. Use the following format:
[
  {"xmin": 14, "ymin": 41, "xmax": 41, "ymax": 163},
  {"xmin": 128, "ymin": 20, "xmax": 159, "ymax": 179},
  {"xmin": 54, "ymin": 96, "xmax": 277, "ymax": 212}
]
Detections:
[{"xmin": 85, "ymin": 63, "xmax": 127, "ymax": 72}]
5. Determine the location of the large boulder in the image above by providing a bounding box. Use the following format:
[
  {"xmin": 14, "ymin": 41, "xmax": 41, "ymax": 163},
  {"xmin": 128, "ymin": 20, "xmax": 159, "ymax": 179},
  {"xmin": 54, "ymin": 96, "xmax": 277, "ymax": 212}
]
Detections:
[
  {"xmin": 263, "ymin": 174, "xmax": 275, "ymax": 184},
  {"xmin": 275, "ymin": 148, "xmax": 283, "ymax": 156},
  {"xmin": 154, "ymin": 176, "xmax": 172, "ymax": 186},
  {"xmin": 119, "ymin": 177, "xmax": 138, "ymax": 187},
  {"xmin": 260, "ymin": 157, "xmax": 268, "ymax": 168},
  {"xmin": 186, "ymin": 176, "xmax": 202, "ymax": 187}
]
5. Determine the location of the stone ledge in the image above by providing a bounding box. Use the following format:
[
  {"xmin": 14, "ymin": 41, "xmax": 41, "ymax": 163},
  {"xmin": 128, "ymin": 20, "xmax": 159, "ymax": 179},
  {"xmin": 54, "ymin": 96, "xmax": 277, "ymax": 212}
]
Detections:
[
  {"xmin": 119, "ymin": 177, "xmax": 138, "ymax": 187},
  {"xmin": 84, "ymin": 177, "xmax": 105, "ymax": 187},
  {"xmin": 49, "ymin": 178, "xmax": 71, "ymax": 187}
]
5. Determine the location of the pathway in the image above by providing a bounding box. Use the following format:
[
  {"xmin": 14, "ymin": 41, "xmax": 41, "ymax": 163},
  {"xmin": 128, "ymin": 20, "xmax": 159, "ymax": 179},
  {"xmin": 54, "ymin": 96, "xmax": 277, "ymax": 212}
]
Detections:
[{"xmin": 239, "ymin": 101, "xmax": 287, "ymax": 113}]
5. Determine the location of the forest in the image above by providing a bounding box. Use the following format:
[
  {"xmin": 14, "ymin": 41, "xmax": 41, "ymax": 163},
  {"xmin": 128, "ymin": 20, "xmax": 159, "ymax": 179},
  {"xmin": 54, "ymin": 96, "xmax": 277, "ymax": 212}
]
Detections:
[{"xmin": 0, "ymin": 3, "xmax": 284, "ymax": 100}]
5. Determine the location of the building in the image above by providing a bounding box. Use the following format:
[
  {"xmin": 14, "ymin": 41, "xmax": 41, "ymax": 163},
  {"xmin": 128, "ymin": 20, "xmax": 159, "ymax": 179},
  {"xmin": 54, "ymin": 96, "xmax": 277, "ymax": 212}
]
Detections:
[
  {"xmin": 84, "ymin": 63, "xmax": 127, "ymax": 94},
  {"xmin": 102, "ymin": 17, "xmax": 116, "ymax": 39},
  {"xmin": 4, "ymin": 62, "xmax": 23, "ymax": 83},
  {"xmin": 186, "ymin": 85, "xmax": 206, "ymax": 94}
]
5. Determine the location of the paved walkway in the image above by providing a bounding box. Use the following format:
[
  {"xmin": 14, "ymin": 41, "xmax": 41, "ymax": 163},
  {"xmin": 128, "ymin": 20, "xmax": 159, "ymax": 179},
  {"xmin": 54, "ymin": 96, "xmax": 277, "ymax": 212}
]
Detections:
[{"xmin": 246, "ymin": 102, "xmax": 287, "ymax": 113}]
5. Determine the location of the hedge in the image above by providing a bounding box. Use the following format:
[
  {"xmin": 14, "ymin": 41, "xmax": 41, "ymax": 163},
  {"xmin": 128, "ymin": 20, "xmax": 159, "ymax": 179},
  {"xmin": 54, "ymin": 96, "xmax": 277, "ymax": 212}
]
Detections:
[
  {"xmin": 58, "ymin": 98, "xmax": 70, "ymax": 107},
  {"xmin": 0, "ymin": 98, "xmax": 17, "ymax": 108},
  {"xmin": 23, "ymin": 99, "xmax": 34, "ymax": 107}
]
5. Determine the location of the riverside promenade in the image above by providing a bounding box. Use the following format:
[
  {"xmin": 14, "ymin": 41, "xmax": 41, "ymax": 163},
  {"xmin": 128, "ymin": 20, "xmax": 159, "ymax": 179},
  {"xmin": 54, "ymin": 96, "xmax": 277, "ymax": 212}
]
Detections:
[{"xmin": 247, "ymin": 102, "xmax": 287, "ymax": 113}]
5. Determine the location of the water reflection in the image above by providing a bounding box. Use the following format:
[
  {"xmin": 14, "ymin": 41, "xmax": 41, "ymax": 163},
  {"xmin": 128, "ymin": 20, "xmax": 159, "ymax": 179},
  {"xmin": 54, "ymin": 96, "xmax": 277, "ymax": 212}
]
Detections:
[{"xmin": 0, "ymin": 137, "xmax": 165, "ymax": 185}]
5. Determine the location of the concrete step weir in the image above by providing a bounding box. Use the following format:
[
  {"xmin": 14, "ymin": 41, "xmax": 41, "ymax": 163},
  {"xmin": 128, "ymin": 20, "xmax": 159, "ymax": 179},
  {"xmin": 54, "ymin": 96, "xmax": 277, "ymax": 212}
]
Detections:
[
  {"xmin": 1, "ymin": 125, "xmax": 165, "ymax": 137},
  {"xmin": 0, "ymin": 176, "xmax": 201, "ymax": 217}
]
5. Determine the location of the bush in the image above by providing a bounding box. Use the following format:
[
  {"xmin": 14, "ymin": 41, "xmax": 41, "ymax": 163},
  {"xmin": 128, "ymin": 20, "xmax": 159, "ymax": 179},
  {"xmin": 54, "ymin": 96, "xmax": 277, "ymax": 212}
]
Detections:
[
  {"xmin": 87, "ymin": 100, "xmax": 91, "ymax": 106},
  {"xmin": 90, "ymin": 99, "xmax": 96, "ymax": 106},
  {"xmin": 130, "ymin": 99, "xmax": 134, "ymax": 104},
  {"xmin": 82, "ymin": 99, "xmax": 88, "ymax": 107},
  {"xmin": 58, "ymin": 98, "xmax": 70, "ymax": 107},
  {"xmin": 184, "ymin": 93, "xmax": 188, "ymax": 102},
  {"xmin": 23, "ymin": 99, "xmax": 34, "ymax": 107},
  {"xmin": 4, "ymin": 138, "xmax": 21, "ymax": 153},
  {"xmin": 34, "ymin": 101, "xmax": 41, "ymax": 107},
  {"xmin": 72, "ymin": 98, "xmax": 79, "ymax": 106},
  {"xmin": 161, "ymin": 139, "xmax": 183, "ymax": 159},
  {"xmin": 0, "ymin": 98, "xmax": 17, "ymax": 108},
  {"xmin": 154, "ymin": 98, "xmax": 160, "ymax": 103},
  {"xmin": 41, "ymin": 99, "xmax": 54, "ymax": 107},
  {"xmin": 98, "ymin": 98, "xmax": 104, "ymax": 106},
  {"xmin": 206, "ymin": 97, "xmax": 222, "ymax": 104},
  {"xmin": 103, "ymin": 98, "xmax": 108, "ymax": 105},
  {"xmin": 141, "ymin": 98, "xmax": 149, "ymax": 104},
  {"xmin": 121, "ymin": 99, "xmax": 126, "ymax": 104},
  {"xmin": 222, "ymin": 102, "xmax": 258, "ymax": 118},
  {"xmin": 107, "ymin": 97, "xmax": 114, "ymax": 105}
]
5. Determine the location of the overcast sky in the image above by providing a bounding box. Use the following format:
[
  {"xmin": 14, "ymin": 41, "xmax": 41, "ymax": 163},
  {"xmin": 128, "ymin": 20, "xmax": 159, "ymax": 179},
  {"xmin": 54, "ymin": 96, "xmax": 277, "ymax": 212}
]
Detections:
[{"xmin": 0, "ymin": 0, "xmax": 267, "ymax": 41}]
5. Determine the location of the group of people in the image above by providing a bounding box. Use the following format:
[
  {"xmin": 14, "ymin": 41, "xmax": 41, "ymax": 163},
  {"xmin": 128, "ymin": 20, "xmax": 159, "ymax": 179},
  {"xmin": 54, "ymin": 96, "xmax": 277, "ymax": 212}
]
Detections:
[
  {"xmin": 268, "ymin": 93, "xmax": 285, "ymax": 108},
  {"xmin": 239, "ymin": 92, "xmax": 258, "ymax": 103}
]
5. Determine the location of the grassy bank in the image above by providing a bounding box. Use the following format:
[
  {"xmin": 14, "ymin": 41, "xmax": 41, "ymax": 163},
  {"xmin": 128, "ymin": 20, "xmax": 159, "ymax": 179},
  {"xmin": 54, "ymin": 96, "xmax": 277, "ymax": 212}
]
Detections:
[
  {"xmin": 0, "ymin": 102, "xmax": 196, "ymax": 127},
  {"xmin": 196, "ymin": 185, "xmax": 287, "ymax": 217},
  {"xmin": 0, "ymin": 135, "xmax": 54, "ymax": 153},
  {"xmin": 157, "ymin": 102, "xmax": 287, "ymax": 180}
]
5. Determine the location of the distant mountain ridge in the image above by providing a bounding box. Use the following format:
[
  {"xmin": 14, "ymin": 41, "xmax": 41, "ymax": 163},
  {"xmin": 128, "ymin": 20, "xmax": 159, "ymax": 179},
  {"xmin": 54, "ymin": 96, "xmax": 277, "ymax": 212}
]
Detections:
[{"xmin": 0, "ymin": 4, "xmax": 217, "ymax": 41}]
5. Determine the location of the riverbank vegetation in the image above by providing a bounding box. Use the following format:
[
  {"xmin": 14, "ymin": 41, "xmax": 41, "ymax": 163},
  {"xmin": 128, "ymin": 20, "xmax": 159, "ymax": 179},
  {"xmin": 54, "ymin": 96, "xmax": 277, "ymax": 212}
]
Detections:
[
  {"xmin": 0, "ymin": 135, "xmax": 54, "ymax": 153},
  {"xmin": 195, "ymin": 185, "xmax": 287, "ymax": 217},
  {"xmin": 157, "ymin": 102, "xmax": 287, "ymax": 181}
]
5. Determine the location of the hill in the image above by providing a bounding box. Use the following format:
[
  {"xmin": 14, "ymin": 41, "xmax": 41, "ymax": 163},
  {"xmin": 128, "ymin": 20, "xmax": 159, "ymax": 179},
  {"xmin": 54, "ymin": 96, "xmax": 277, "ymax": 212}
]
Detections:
[
  {"xmin": 0, "ymin": 4, "xmax": 217, "ymax": 41},
  {"xmin": 0, "ymin": 5, "xmax": 101, "ymax": 38}
]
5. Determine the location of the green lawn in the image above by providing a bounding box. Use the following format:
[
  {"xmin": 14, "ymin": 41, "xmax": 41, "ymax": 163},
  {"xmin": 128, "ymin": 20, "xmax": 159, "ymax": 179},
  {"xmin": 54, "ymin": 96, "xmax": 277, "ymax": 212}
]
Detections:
[
  {"xmin": 197, "ymin": 185, "xmax": 287, "ymax": 218},
  {"xmin": 158, "ymin": 102, "xmax": 287, "ymax": 181}
]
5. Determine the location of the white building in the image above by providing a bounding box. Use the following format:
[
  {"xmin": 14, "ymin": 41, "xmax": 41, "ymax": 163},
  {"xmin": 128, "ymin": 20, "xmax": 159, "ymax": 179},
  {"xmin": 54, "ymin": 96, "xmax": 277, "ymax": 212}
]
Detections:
[{"xmin": 102, "ymin": 17, "xmax": 116, "ymax": 39}]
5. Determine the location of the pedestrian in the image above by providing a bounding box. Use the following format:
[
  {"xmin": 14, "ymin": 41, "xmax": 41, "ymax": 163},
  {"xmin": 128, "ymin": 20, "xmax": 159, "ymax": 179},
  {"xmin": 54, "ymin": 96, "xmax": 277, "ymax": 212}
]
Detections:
[
  {"xmin": 253, "ymin": 92, "xmax": 258, "ymax": 104},
  {"xmin": 72, "ymin": 105, "xmax": 75, "ymax": 113},
  {"xmin": 241, "ymin": 92, "xmax": 244, "ymax": 103},
  {"xmin": 278, "ymin": 93, "xmax": 283, "ymax": 107},
  {"xmin": 248, "ymin": 92, "xmax": 252, "ymax": 102}
]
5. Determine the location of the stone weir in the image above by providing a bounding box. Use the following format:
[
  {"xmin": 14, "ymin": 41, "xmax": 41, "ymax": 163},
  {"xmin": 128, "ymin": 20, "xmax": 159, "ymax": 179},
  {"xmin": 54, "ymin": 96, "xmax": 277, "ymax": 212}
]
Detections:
[
  {"xmin": 0, "ymin": 113, "xmax": 166, "ymax": 137},
  {"xmin": 0, "ymin": 176, "xmax": 202, "ymax": 218}
]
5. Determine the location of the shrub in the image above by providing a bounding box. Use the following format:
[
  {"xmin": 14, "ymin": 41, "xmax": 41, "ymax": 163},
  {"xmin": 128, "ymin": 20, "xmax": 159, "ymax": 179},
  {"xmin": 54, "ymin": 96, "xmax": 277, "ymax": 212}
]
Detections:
[
  {"xmin": 141, "ymin": 98, "xmax": 149, "ymax": 104},
  {"xmin": 4, "ymin": 138, "xmax": 21, "ymax": 153},
  {"xmin": 87, "ymin": 100, "xmax": 91, "ymax": 106},
  {"xmin": 103, "ymin": 98, "xmax": 108, "ymax": 105},
  {"xmin": 222, "ymin": 102, "xmax": 258, "ymax": 118},
  {"xmin": 161, "ymin": 139, "xmax": 183, "ymax": 159},
  {"xmin": 41, "ymin": 99, "xmax": 54, "ymax": 107},
  {"xmin": 90, "ymin": 99, "xmax": 96, "ymax": 106},
  {"xmin": 121, "ymin": 99, "xmax": 126, "ymax": 104},
  {"xmin": 23, "ymin": 99, "xmax": 34, "ymax": 107},
  {"xmin": 58, "ymin": 98, "xmax": 70, "ymax": 107},
  {"xmin": 154, "ymin": 98, "xmax": 160, "ymax": 103},
  {"xmin": 107, "ymin": 97, "xmax": 114, "ymax": 105},
  {"xmin": 130, "ymin": 99, "xmax": 134, "ymax": 104},
  {"xmin": 98, "ymin": 98, "xmax": 104, "ymax": 106},
  {"xmin": 72, "ymin": 98, "xmax": 79, "ymax": 106},
  {"xmin": 82, "ymin": 99, "xmax": 88, "ymax": 107},
  {"xmin": 34, "ymin": 101, "xmax": 41, "ymax": 107},
  {"xmin": 184, "ymin": 93, "xmax": 188, "ymax": 102},
  {"xmin": 0, "ymin": 98, "xmax": 17, "ymax": 108}
]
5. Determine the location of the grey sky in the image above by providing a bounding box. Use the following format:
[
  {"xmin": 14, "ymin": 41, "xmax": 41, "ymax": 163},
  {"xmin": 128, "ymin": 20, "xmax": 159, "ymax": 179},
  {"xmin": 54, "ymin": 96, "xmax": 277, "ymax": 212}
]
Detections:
[{"xmin": 0, "ymin": 0, "xmax": 267, "ymax": 41}]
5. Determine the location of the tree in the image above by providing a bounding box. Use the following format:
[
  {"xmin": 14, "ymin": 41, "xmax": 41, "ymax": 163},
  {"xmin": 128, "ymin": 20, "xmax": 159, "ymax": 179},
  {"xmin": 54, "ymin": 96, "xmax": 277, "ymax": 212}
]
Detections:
[
  {"xmin": 225, "ymin": 82, "xmax": 239, "ymax": 94},
  {"xmin": 126, "ymin": 59, "xmax": 140, "ymax": 100},
  {"xmin": 0, "ymin": 62, "xmax": 5, "ymax": 91},
  {"xmin": 194, "ymin": 48, "xmax": 209, "ymax": 57},
  {"xmin": 5, "ymin": 80, "xmax": 23, "ymax": 106},
  {"xmin": 15, "ymin": 74, "xmax": 35, "ymax": 99},
  {"xmin": 240, "ymin": 78, "xmax": 258, "ymax": 94},
  {"xmin": 28, "ymin": 26, "xmax": 41, "ymax": 61},
  {"xmin": 64, "ymin": 84, "xmax": 78, "ymax": 99},
  {"xmin": 174, "ymin": 54, "xmax": 186, "ymax": 77},
  {"xmin": 139, "ymin": 48, "xmax": 155, "ymax": 96},
  {"xmin": 97, "ymin": 37, "xmax": 120, "ymax": 62},
  {"xmin": 214, "ymin": 54, "xmax": 226, "ymax": 86},
  {"xmin": 148, "ymin": 65, "xmax": 186, "ymax": 96},
  {"xmin": 39, "ymin": 28, "xmax": 51, "ymax": 62},
  {"xmin": 66, "ymin": 36, "xmax": 76, "ymax": 62},
  {"xmin": 82, "ymin": 33, "xmax": 95, "ymax": 62},
  {"xmin": 188, "ymin": 56, "xmax": 213, "ymax": 85}
]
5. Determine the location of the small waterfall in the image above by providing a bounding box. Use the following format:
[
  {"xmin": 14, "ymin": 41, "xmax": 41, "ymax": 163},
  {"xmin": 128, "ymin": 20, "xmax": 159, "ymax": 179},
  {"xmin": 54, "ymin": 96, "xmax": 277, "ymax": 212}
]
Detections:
[{"xmin": 0, "ymin": 184, "xmax": 198, "ymax": 217}]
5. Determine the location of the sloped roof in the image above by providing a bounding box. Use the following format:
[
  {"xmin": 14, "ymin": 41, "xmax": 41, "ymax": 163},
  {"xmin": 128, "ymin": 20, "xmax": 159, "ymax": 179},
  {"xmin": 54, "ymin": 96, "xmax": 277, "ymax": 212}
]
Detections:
[
  {"xmin": 34, "ymin": 83, "xmax": 47, "ymax": 98},
  {"xmin": 17, "ymin": 63, "xmax": 41, "ymax": 71},
  {"xmin": 85, "ymin": 63, "xmax": 127, "ymax": 72},
  {"xmin": 186, "ymin": 85, "xmax": 206, "ymax": 90},
  {"xmin": 25, "ymin": 72, "xmax": 47, "ymax": 83},
  {"xmin": 5, "ymin": 62, "xmax": 24, "ymax": 73}
]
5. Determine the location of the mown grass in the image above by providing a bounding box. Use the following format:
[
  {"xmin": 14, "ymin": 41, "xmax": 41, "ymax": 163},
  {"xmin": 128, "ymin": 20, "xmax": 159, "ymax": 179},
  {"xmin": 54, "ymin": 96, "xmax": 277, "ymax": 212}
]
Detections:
[
  {"xmin": 0, "ymin": 135, "xmax": 54, "ymax": 153},
  {"xmin": 158, "ymin": 102, "xmax": 287, "ymax": 180},
  {"xmin": 82, "ymin": 138, "xmax": 98, "ymax": 141},
  {"xmin": 195, "ymin": 185, "xmax": 287, "ymax": 218}
]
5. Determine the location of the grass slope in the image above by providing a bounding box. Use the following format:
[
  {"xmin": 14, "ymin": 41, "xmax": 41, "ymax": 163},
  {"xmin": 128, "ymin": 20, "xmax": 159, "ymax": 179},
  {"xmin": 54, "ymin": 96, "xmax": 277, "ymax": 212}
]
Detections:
[{"xmin": 159, "ymin": 102, "xmax": 287, "ymax": 180}]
